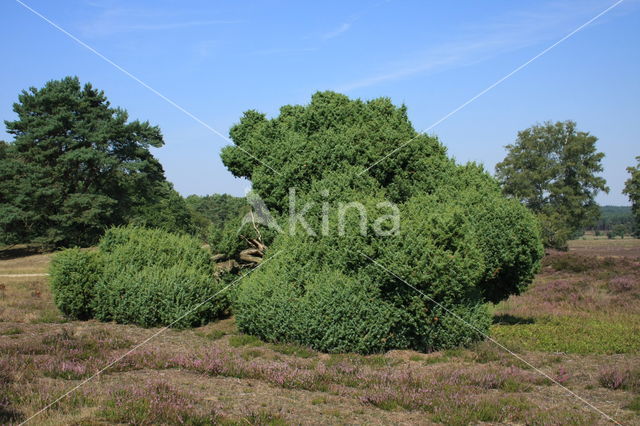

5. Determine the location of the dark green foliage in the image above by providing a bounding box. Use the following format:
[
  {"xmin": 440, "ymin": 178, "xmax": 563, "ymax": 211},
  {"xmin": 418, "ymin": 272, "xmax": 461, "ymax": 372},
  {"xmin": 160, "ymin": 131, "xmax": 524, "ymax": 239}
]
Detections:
[
  {"xmin": 587, "ymin": 206, "xmax": 634, "ymax": 233},
  {"xmin": 226, "ymin": 92, "xmax": 543, "ymax": 353},
  {"xmin": 612, "ymin": 224, "xmax": 627, "ymax": 239},
  {"xmin": 237, "ymin": 232, "xmax": 492, "ymax": 354},
  {"xmin": 97, "ymin": 226, "xmax": 214, "ymax": 273},
  {"xmin": 208, "ymin": 209, "xmax": 279, "ymax": 258},
  {"xmin": 129, "ymin": 182, "xmax": 195, "ymax": 235},
  {"xmin": 208, "ymin": 219, "xmax": 251, "ymax": 258},
  {"xmin": 184, "ymin": 193, "xmax": 247, "ymax": 229},
  {"xmin": 624, "ymin": 156, "xmax": 640, "ymax": 236},
  {"xmin": 440, "ymin": 164, "xmax": 544, "ymax": 303},
  {"xmin": 185, "ymin": 193, "xmax": 248, "ymax": 242},
  {"xmin": 236, "ymin": 238, "xmax": 490, "ymax": 354},
  {"xmin": 236, "ymin": 265, "xmax": 410, "ymax": 354},
  {"xmin": 471, "ymin": 196, "xmax": 543, "ymax": 303},
  {"xmin": 235, "ymin": 173, "xmax": 492, "ymax": 353},
  {"xmin": 536, "ymin": 211, "xmax": 574, "ymax": 250},
  {"xmin": 94, "ymin": 227, "xmax": 225, "ymax": 327},
  {"xmin": 0, "ymin": 140, "xmax": 28, "ymax": 246},
  {"xmin": 207, "ymin": 221, "xmax": 241, "ymax": 258},
  {"xmin": 495, "ymin": 121, "xmax": 608, "ymax": 249},
  {"xmin": 378, "ymin": 192, "xmax": 486, "ymax": 305},
  {"xmin": 0, "ymin": 77, "xmax": 175, "ymax": 247},
  {"xmin": 50, "ymin": 248, "xmax": 103, "ymax": 320},
  {"xmin": 94, "ymin": 263, "xmax": 221, "ymax": 328},
  {"xmin": 52, "ymin": 226, "xmax": 227, "ymax": 328},
  {"xmin": 221, "ymin": 91, "xmax": 448, "ymax": 211}
]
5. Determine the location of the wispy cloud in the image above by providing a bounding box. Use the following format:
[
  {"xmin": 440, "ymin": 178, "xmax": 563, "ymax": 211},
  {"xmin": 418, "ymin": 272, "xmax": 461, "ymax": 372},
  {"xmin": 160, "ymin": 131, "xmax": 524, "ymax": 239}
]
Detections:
[
  {"xmin": 337, "ymin": 56, "xmax": 459, "ymax": 91},
  {"xmin": 322, "ymin": 22, "xmax": 352, "ymax": 40},
  {"xmin": 319, "ymin": 0, "xmax": 392, "ymax": 41},
  {"xmin": 250, "ymin": 47, "xmax": 319, "ymax": 56},
  {"xmin": 79, "ymin": 3, "xmax": 241, "ymax": 37},
  {"xmin": 335, "ymin": 0, "xmax": 633, "ymax": 91},
  {"xmin": 117, "ymin": 19, "xmax": 240, "ymax": 32},
  {"xmin": 193, "ymin": 40, "xmax": 220, "ymax": 59}
]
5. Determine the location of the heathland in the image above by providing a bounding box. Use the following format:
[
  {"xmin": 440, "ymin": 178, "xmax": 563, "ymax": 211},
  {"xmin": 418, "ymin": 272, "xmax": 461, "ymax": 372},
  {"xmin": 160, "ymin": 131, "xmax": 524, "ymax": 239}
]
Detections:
[{"xmin": 1, "ymin": 237, "xmax": 639, "ymax": 425}]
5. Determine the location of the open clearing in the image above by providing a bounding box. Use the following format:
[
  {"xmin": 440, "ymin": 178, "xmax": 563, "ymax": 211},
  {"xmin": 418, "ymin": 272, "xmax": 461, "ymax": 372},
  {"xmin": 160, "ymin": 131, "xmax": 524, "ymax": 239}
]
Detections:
[{"xmin": 1, "ymin": 239, "xmax": 639, "ymax": 425}]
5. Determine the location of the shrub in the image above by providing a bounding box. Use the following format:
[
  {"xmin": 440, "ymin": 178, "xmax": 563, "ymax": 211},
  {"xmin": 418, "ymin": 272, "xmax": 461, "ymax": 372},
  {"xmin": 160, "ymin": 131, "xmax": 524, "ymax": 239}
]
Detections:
[
  {"xmin": 208, "ymin": 210, "xmax": 279, "ymax": 259},
  {"xmin": 401, "ymin": 162, "xmax": 543, "ymax": 303},
  {"xmin": 235, "ymin": 174, "xmax": 491, "ymax": 353},
  {"xmin": 92, "ymin": 226, "xmax": 226, "ymax": 327},
  {"xmin": 98, "ymin": 226, "xmax": 213, "ymax": 274},
  {"xmin": 236, "ymin": 265, "xmax": 410, "ymax": 354},
  {"xmin": 94, "ymin": 263, "xmax": 224, "ymax": 328},
  {"xmin": 49, "ymin": 248, "xmax": 103, "ymax": 320},
  {"xmin": 49, "ymin": 226, "xmax": 228, "ymax": 328},
  {"xmin": 598, "ymin": 367, "xmax": 640, "ymax": 391},
  {"xmin": 236, "ymin": 260, "xmax": 489, "ymax": 354},
  {"xmin": 538, "ymin": 211, "xmax": 573, "ymax": 250},
  {"xmin": 442, "ymin": 165, "xmax": 543, "ymax": 303},
  {"xmin": 377, "ymin": 192, "xmax": 487, "ymax": 304},
  {"xmin": 225, "ymin": 93, "xmax": 543, "ymax": 353},
  {"xmin": 470, "ymin": 195, "xmax": 542, "ymax": 302},
  {"xmin": 221, "ymin": 91, "xmax": 450, "ymax": 213}
]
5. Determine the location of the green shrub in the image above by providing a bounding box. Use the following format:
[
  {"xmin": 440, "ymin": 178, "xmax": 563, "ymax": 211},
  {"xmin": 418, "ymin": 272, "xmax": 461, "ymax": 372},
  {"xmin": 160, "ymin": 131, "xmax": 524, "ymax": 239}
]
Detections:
[
  {"xmin": 93, "ymin": 226, "xmax": 227, "ymax": 328},
  {"xmin": 225, "ymin": 93, "xmax": 543, "ymax": 353},
  {"xmin": 441, "ymin": 164, "xmax": 543, "ymax": 303},
  {"xmin": 49, "ymin": 227, "xmax": 227, "ymax": 328},
  {"xmin": 207, "ymin": 193, "xmax": 280, "ymax": 260},
  {"xmin": 50, "ymin": 248, "xmax": 103, "ymax": 320},
  {"xmin": 236, "ymin": 251, "xmax": 490, "ymax": 354},
  {"xmin": 208, "ymin": 215, "xmax": 274, "ymax": 259},
  {"xmin": 235, "ymin": 263, "xmax": 411, "ymax": 354},
  {"xmin": 98, "ymin": 226, "xmax": 213, "ymax": 274},
  {"xmin": 538, "ymin": 211, "xmax": 573, "ymax": 250},
  {"xmin": 235, "ymin": 174, "xmax": 491, "ymax": 354},
  {"xmin": 471, "ymin": 195, "xmax": 543, "ymax": 303},
  {"xmin": 94, "ymin": 263, "xmax": 224, "ymax": 328},
  {"xmin": 221, "ymin": 91, "xmax": 450, "ymax": 213},
  {"xmin": 97, "ymin": 226, "xmax": 133, "ymax": 254}
]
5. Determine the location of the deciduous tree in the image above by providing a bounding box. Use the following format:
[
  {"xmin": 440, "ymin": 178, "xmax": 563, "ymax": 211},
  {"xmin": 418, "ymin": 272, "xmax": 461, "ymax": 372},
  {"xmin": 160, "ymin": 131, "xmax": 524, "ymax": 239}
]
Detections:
[
  {"xmin": 623, "ymin": 156, "xmax": 640, "ymax": 235},
  {"xmin": 495, "ymin": 121, "xmax": 608, "ymax": 249}
]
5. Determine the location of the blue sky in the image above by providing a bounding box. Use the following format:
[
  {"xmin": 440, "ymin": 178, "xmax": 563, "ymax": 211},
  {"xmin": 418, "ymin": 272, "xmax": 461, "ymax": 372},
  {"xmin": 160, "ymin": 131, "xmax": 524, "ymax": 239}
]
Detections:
[{"xmin": 1, "ymin": 0, "xmax": 638, "ymax": 205}]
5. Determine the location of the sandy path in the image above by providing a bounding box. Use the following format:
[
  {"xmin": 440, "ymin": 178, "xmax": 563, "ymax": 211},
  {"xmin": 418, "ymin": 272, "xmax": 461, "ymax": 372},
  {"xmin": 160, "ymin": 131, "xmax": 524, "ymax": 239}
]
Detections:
[{"xmin": 0, "ymin": 273, "xmax": 49, "ymax": 277}]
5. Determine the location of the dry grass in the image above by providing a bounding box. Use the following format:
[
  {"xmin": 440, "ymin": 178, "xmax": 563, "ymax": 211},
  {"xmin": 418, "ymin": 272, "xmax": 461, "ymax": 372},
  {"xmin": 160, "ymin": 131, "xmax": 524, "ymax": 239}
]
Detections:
[
  {"xmin": 569, "ymin": 236, "xmax": 640, "ymax": 258},
  {"xmin": 0, "ymin": 245, "xmax": 53, "ymax": 275},
  {"xmin": 1, "ymin": 241, "xmax": 639, "ymax": 425},
  {"xmin": 0, "ymin": 276, "xmax": 64, "ymax": 324}
]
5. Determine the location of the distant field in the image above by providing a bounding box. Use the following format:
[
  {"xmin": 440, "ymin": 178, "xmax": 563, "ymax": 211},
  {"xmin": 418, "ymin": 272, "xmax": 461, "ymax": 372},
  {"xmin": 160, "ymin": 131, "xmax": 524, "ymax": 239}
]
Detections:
[
  {"xmin": 569, "ymin": 235, "xmax": 640, "ymax": 257},
  {"xmin": 1, "ymin": 240, "xmax": 639, "ymax": 425}
]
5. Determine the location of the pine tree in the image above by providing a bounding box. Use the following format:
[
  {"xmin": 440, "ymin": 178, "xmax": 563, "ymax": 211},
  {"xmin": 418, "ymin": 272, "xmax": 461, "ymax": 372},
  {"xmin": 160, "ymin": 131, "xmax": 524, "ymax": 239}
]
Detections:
[{"xmin": 0, "ymin": 77, "xmax": 168, "ymax": 247}]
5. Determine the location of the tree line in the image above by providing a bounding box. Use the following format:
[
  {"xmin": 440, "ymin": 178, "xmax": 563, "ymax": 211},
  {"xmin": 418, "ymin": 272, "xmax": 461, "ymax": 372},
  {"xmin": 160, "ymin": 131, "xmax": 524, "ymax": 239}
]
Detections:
[
  {"xmin": 583, "ymin": 206, "xmax": 634, "ymax": 238},
  {"xmin": 0, "ymin": 77, "xmax": 638, "ymax": 252}
]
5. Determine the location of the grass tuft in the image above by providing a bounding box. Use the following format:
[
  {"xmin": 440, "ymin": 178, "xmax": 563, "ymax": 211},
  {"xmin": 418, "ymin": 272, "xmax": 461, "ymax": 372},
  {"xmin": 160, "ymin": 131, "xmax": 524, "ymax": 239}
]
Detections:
[{"xmin": 228, "ymin": 334, "xmax": 263, "ymax": 348}]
